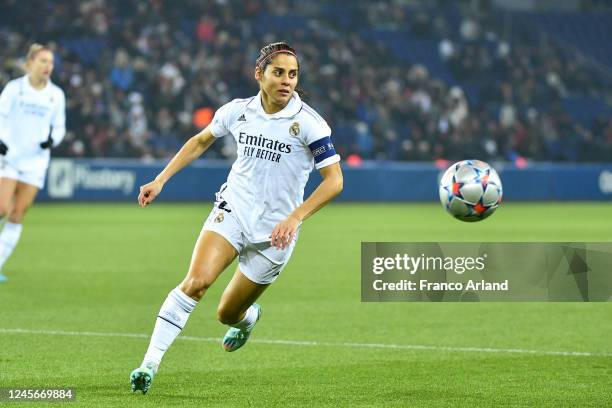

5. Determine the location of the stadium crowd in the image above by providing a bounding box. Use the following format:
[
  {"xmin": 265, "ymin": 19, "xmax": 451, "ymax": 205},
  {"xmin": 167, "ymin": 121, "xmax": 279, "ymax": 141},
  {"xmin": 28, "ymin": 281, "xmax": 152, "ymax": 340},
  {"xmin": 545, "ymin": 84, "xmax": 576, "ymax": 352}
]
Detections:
[{"xmin": 1, "ymin": 0, "xmax": 610, "ymax": 162}]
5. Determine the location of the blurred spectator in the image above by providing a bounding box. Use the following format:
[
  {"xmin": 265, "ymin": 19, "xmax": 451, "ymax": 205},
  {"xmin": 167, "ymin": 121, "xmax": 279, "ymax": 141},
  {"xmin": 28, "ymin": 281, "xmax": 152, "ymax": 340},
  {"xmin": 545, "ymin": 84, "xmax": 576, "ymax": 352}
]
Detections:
[
  {"xmin": 0, "ymin": 0, "xmax": 610, "ymax": 163},
  {"xmin": 110, "ymin": 49, "xmax": 134, "ymax": 91},
  {"xmin": 447, "ymin": 87, "xmax": 469, "ymax": 128}
]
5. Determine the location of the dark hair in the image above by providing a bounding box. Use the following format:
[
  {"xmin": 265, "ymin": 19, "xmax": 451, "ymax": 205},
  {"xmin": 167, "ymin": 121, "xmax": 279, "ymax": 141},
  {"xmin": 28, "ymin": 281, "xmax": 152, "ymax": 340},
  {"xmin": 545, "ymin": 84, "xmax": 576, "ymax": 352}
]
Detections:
[{"xmin": 256, "ymin": 41, "xmax": 306, "ymax": 99}]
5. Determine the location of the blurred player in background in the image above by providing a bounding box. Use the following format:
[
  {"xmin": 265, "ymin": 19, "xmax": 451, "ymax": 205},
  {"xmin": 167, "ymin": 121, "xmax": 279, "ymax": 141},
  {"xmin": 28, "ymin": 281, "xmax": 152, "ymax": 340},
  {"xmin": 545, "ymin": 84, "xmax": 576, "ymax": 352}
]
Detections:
[
  {"xmin": 0, "ymin": 44, "xmax": 66, "ymax": 282},
  {"xmin": 130, "ymin": 41, "xmax": 343, "ymax": 394}
]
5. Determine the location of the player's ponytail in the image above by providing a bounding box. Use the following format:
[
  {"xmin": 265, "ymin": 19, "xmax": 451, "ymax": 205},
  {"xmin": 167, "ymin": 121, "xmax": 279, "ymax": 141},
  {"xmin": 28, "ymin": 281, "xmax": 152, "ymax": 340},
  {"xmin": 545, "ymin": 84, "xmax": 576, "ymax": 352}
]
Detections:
[{"xmin": 256, "ymin": 41, "xmax": 306, "ymax": 99}]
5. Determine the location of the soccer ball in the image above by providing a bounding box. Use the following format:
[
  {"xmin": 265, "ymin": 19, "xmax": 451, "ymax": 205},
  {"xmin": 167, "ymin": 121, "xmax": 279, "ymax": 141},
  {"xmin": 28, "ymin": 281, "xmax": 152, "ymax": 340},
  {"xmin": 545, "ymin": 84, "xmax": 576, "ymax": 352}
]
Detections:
[{"xmin": 439, "ymin": 160, "xmax": 503, "ymax": 222}]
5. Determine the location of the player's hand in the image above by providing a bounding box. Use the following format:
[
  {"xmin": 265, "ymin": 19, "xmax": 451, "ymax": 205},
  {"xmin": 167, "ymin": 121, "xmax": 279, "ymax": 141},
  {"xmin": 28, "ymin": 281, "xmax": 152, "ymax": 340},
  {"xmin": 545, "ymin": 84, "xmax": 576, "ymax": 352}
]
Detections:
[
  {"xmin": 138, "ymin": 179, "xmax": 164, "ymax": 208},
  {"xmin": 40, "ymin": 135, "xmax": 54, "ymax": 149},
  {"xmin": 270, "ymin": 214, "xmax": 300, "ymax": 249},
  {"xmin": 0, "ymin": 140, "xmax": 8, "ymax": 155}
]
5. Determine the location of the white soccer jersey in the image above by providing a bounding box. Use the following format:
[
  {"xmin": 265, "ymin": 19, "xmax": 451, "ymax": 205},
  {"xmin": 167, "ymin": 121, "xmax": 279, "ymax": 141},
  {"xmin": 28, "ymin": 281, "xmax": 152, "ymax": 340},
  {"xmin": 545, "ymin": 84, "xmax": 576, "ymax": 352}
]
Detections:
[
  {"xmin": 209, "ymin": 91, "xmax": 340, "ymax": 243},
  {"xmin": 0, "ymin": 75, "xmax": 66, "ymax": 170}
]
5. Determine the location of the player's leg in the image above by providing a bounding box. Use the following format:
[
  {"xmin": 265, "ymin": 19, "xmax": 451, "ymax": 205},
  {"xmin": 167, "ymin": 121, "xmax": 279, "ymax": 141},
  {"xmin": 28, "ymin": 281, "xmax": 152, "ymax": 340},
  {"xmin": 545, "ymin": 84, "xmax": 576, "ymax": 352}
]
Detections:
[
  {"xmin": 143, "ymin": 230, "xmax": 238, "ymax": 367},
  {"xmin": 218, "ymin": 238, "xmax": 298, "ymax": 352},
  {"xmin": 0, "ymin": 181, "xmax": 37, "ymax": 277},
  {"xmin": 0, "ymin": 177, "xmax": 17, "ymax": 281},
  {"xmin": 0, "ymin": 178, "xmax": 17, "ymax": 217},
  {"xmin": 178, "ymin": 230, "xmax": 239, "ymax": 301},
  {"xmin": 218, "ymin": 236, "xmax": 299, "ymax": 352},
  {"xmin": 218, "ymin": 266, "xmax": 269, "ymax": 351},
  {"xmin": 131, "ymin": 230, "xmax": 237, "ymax": 394}
]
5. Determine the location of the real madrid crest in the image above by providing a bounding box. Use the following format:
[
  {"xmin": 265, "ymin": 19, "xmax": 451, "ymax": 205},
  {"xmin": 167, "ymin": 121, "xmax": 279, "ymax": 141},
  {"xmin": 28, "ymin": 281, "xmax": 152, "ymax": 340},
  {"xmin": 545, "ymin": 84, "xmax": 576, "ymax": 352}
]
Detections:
[
  {"xmin": 289, "ymin": 122, "xmax": 300, "ymax": 137},
  {"xmin": 214, "ymin": 212, "xmax": 224, "ymax": 223}
]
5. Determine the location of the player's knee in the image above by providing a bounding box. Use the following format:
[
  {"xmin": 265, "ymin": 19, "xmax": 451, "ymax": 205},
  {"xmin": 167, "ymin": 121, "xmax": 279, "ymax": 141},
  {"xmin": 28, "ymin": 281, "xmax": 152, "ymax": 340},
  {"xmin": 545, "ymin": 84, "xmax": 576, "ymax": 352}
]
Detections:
[
  {"xmin": 179, "ymin": 276, "xmax": 213, "ymax": 300},
  {"xmin": 216, "ymin": 305, "xmax": 240, "ymax": 325},
  {"xmin": 8, "ymin": 207, "xmax": 27, "ymax": 223}
]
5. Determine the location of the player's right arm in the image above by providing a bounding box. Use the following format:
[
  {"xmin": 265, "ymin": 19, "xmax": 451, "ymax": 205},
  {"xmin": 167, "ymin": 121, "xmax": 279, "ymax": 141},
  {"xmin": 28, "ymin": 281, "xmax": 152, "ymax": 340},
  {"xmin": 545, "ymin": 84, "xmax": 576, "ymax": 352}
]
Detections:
[
  {"xmin": 0, "ymin": 81, "xmax": 17, "ymax": 155},
  {"xmin": 138, "ymin": 128, "xmax": 216, "ymax": 207}
]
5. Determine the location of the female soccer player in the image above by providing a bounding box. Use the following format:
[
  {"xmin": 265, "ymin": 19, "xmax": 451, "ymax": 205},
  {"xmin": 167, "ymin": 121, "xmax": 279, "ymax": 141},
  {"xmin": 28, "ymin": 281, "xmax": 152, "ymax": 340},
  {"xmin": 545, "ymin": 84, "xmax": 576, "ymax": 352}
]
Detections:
[
  {"xmin": 130, "ymin": 42, "xmax": 343, "ymax": 394},
  {"xmin": 0, "ymin": 44, "xmax": 66, "ymax": 282}
]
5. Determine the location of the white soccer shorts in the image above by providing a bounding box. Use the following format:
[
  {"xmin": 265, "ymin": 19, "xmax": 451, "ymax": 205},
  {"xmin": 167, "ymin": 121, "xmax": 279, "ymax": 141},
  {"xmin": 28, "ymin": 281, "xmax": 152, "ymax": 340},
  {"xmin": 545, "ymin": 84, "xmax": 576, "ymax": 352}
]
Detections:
[
  {"xmin": 0, "ymin": 158, "xmax": 46, "ymax": 189},
  {"xmin": 202, "ymin": 201, "xmax": 297, "ymax": 285}
]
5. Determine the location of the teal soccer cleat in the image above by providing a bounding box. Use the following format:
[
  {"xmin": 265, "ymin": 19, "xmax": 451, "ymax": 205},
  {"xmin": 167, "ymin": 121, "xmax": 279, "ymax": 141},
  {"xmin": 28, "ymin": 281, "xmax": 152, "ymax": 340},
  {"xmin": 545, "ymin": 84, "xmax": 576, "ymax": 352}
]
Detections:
[
  {"xmin": 130, "ymin": 362, "xmax": 158, "ymax": 394},
  {"xmin": 222, "ymin": 303, "xmax": 262, "ymax": 352},
  {"xmin": 0, "ymin": 274, "xmax": 7, "ymax": 283}
]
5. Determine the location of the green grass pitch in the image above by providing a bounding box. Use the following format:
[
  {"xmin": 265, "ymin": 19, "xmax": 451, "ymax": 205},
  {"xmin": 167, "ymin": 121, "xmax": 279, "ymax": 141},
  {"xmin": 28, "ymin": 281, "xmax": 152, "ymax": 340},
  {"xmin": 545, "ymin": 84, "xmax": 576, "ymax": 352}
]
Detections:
[{"xmin": 1, "ymin": 202, "xmax": 611, "ymax": 407}]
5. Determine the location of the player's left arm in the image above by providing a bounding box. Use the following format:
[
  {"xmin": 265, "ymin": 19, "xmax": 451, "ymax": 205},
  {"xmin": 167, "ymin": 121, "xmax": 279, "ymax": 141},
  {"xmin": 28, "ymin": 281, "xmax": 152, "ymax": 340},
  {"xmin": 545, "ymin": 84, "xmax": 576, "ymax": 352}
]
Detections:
[
  {"xmin": 41, "ymin": 90, "xmax": 66, "ymax": 149},
  {"xmin": 270, "ymin": 162, "xmax": 343, "ymax": 249}
]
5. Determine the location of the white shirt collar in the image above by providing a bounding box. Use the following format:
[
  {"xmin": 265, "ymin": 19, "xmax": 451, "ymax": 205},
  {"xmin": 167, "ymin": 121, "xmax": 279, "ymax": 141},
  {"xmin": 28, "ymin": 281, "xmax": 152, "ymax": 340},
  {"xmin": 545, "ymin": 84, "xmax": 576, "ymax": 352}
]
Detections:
[{"xmin": 247, "ymin": 91, "xmax": 302, "ymax": 119}]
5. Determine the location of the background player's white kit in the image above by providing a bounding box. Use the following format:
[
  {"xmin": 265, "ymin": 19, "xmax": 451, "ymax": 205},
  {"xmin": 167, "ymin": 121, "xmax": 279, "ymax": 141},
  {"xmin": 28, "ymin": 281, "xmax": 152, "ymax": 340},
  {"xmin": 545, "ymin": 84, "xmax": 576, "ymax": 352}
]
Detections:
[
  {"xmin": 0, "ymin": 75, "xmax": 66, "ymax": 187},
  {"xmin": 0, "ymin": 50, "xmax": 66, "ymax": 282}
]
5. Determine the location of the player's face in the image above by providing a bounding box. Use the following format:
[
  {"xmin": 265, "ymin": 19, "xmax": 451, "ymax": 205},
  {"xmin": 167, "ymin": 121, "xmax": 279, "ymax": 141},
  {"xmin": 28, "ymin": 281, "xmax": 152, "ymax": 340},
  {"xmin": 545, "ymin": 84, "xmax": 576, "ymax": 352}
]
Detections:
[
  {"xmin": 28, "ymin": 50, "xmax": 54, "ymax": 81},
  {"xmin": 257, "ymin": 54, "xmax": 299, "ymax": 109}
]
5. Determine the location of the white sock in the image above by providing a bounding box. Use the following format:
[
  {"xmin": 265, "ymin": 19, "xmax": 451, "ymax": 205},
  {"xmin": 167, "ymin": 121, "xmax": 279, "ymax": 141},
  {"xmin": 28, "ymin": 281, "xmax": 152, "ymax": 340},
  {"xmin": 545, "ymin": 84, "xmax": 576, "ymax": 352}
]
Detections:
[
  {"xmin": 142, "ymin": 287, "xmax": 197, "ymax": 367},
  {"xmin": 0, "ymin": 222, "xmax": 23, "ymax": 269},
  {"xmin": 231, "ymin": 305, "xmax": 258, "ymax": 331}
]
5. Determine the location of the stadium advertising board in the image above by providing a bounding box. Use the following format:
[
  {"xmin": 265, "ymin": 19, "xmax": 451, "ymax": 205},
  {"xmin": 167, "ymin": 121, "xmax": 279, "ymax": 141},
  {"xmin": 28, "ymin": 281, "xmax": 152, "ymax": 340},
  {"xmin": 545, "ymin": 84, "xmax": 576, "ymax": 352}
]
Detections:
[{"xmin": 41, "ymin": 159, "xmax": 612, "ymax": 202}]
